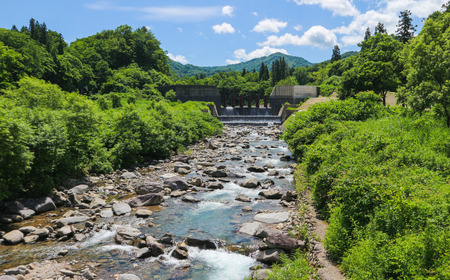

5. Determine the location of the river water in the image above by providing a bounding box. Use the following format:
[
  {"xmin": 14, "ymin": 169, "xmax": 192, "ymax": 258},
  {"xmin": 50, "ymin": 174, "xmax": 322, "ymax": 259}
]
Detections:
[{"xmin": 0, "ymin": 126, "xmax": 295, "ymax": 280}]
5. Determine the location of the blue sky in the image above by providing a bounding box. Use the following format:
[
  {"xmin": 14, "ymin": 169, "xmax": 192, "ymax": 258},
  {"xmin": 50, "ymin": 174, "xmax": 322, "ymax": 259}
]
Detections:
[{"xmin": 0, "ymin": 0, "xmax": 446, "ymax": 66}]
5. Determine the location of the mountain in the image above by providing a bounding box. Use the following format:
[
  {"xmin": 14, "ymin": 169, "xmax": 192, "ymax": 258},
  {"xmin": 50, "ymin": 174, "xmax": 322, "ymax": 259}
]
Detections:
[{"xmin": 169, "ymin": 52, "xmax": 314, "ymax": 78}]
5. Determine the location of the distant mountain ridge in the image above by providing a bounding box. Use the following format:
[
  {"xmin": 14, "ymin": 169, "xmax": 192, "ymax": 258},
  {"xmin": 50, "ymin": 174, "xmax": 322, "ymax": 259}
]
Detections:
[{"xmin": 169, "ymin": 52, "xmax": 314, "ymax": 78}]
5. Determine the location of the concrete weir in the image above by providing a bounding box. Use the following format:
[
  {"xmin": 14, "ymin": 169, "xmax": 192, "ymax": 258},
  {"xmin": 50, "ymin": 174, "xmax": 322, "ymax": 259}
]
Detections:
[{"xmin": 158, "ymin": 85, "xmax": 319, "ymax": 125}]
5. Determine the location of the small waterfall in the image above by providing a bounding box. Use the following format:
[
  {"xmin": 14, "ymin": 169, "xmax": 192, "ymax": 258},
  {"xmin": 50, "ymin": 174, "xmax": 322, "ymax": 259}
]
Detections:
[{"xmin": 218, "ymin": 107, "xmax": 281, "ymax": 125}]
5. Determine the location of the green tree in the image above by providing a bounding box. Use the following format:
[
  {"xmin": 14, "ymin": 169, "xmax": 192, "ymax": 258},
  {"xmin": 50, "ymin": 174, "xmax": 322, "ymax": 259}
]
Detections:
[
  {"xmin": 340, "ymin": 34, "xmax": 403, "ymax": 105},
  {"xmin": 331, "ymin": 45, "xmax": 342, "ymax": 63},
  {"xmin": 396, "ymin": 10, "xmax": 417, "ymax": 43},
  {"xmin": 364, "ymin": 27, "xmax": 372, "ymax": 41},
  {"xmin": 375, "ymin": 22, "xmax": 387, "ymax": 35},
  {"xmin": 398, "ymin": 10, "xmax": 450, "ymax": 126}
]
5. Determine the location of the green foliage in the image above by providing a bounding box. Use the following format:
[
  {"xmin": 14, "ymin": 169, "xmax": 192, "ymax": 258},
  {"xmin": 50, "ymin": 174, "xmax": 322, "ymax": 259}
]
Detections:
[
  {"xmin": 0, "ymin": 77, "xmax": 222, "ymax": 201},
  {"xmin": 284, "ymin": 98, "xmax": 450, "ymax": 278},
  {"xmin": 267, "ymin": 250, "xmax": 317, "ymax": 280}
]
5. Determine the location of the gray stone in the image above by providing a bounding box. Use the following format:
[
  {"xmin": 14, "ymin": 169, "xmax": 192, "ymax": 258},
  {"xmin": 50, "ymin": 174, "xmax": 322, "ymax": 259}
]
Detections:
[
  {"xmin": 69, "ymin": 184, "xmax": 89, "ymax": 194},
  {"xmin": 259, "ymin": 190, "xmax": 283, "ymax": 199},
  {"xmin": 254, "ymin": 227, "xmax": 280, "ymax": 239},
  {"xmin": 185, "ymin": 237, "xmax": 217, "ymax": 249},
  {"xmin": 235, "ymin": 194, "xmax": 252, "ymax": 202},
  {"xmin": 145, "ymin": 235, "xmax": 165, "ymax": 257},
  {"xmin": 254, "ymin": 212, "xmax": 290, "ymax": 224},
  {"xmin": 164, "ymin": 176, "xmax": 190, "ymax": 191},
  {"xmin": 204, "ymin": 168, "xmax": 228, "ymax": 178},
  {"xmin": 117, "ymin": 274, "xmax": 141, "ymax": 280},
  {"xmin": 281, "ymin": 191, "xmax": 297, "ymax": 202},
  {"xmin": 56, "ymin": 225, "xmax": 74, "ymax": 237},
  {"xmin": 247, "ymin": 166, "xmax": 266, "ymax": 173},
  {"xmin": 112, "ymin": 202, "xmax": 132, "ymax": 215},
  {"xmin": 60, "ymin": 269, "xmax": 81, "ymax": 277},
  {"xmin": 30, "ymin": 197, "xmax": 56, "ymax": 213},
  {"xmin": 241, "ymin": 178, "xmax": 260, "ymax": 188},
  {"xmin": 239, "ymin": 222, "xmax": 263, "ymax": 236},
  {"xmin": 171, "ymin": 248, "xmax": 189, "ymax": 259},
  {"xmin": 133, "ymin": 179, "xmax": 164, "ymax": 195},
  {"xmin": 136, "ymin": 209, "xmax": 153, "ymax": 218},
  {"xmin": 127, "ymin": 193, "xmax": 164, "ymax": 207},
  {"xmin": 0, "ymin": 276, "xmax": 18, "ymax": 280},
  {"xmin": 3, "ymin": 230, "xmax": 24, "ymax": 245},
  {"xmin": 30, "ymin": 228, "xmax": 50, "ymax": 238},
  {"xmin": 182, "ymin": 195, "xmax": 201, "ymax": 203},
  {"xmin": 3, "ymin": 265, "xmax": 28, "ymax": 275},
  {"xmin": 252, "ymin": 249, "xmax": 283, "ymax": 264},
  {"xmin": 18, "ymin": 209, "xmax": 35, "ymax": 219},
  {"xmin": 136, "ymin": 247, "xmax": 152, "ymax": 259},
  {"xmin": 174, "ymin": 162, "xmax": 191, "ymax": 173},
  {"xmin": 170, "ymin": 190, "xmax": 186, "ymax": 197},
  {"xmin": 265, "ymin": 232, "xmax": 303, "ymax": 250},
  {"xmin": 252, "ymin": 269, "xmax": 271, "ymax": 280},
  {"xmin": 19, "ymin": 226, "xmax": 37, "ymax": 234},
  {"xmin": 74, "ymin": 233, "xmax": 86, "ymax": 242},
  {"xmin": 242, "ymin": 206, "xmax": 253, "ymax": 212},
  {"xmin": 89, "ymin": 197, "xmax": 106, "ymax": 208},
  {"xmin": 100, "ymin": 209, "xmax": 114, "ymax": 218},
  {"xmin": 23, "ymin": 235, "xmax": 39, "ymax": 244},
  {"xmin": 187, "ymin": 177, "xmax": 203, "ymax": 187},
  {"xmin": 267, "ymin": 170, "xmax": 279, "ymax": 176},
  {"xmin": 207, "ymin": 181, "xmax": 224, "ymax": 190},
  {"xmin": 121, "ymin": 171, "xmax": 137, "ymax": 179},
  {"xmin": 54, "ymin": 216, "xmax": 89, "ymax": 228},
  {"xmin": 115, "ymin": 226, "xmax": 142, "ymax": 245}
]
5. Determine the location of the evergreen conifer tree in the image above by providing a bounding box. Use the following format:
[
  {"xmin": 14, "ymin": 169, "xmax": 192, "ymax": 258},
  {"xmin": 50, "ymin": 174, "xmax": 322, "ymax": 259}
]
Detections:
[
  {"xmin": 331, "ymin": 45, "xmax": 341, "ymax": 63},
  {"xmin": 375, "ymin": 22, "xmax": 387, "ymax": 34},
  {"xmin": 396, "ymin": 10, "xmax": 417, "ymax": 43}
]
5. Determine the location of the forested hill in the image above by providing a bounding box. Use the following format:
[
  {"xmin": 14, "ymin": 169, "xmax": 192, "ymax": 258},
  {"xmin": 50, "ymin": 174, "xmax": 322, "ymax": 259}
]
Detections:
[{"xmin": 169, "ymin": 52, "xmax": 314, "ymax": 78}]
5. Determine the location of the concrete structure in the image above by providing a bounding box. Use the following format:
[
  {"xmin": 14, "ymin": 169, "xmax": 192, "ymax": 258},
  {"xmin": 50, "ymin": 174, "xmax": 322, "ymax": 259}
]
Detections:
[
  {"xmin": 158, "ymin": 85, "xmax": 221, "ymax": 111},
  {"xmin": 270, "ymin": 86, "xmax": 320, "ymax": 114}
]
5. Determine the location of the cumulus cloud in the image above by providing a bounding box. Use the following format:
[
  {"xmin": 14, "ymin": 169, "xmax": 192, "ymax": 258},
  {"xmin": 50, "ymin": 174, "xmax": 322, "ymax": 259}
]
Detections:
[
  {"xmin": 259, "ymin": 26, "xmax": 337, "ymax": 48},
  {"xmin": 252, "ymin": 12, "xmax": 258, "ymax": 16},
  {"xmin": 212, "ymin": 22, "xmax": 235, "ymax": 34},
  {"xmin": 222, "ymin": 5, "xmax": 234, "ymax": 16},
  {"xmin": 332, "ymin": 0, "xmax": 446, "ymax": 46},
  {"xmin": 253, "ymin": 18, "xmax": 288, "ymax": 33},
  {"xmin": 293, "ymin": 24, "xmax": 303, "ymax": 31},
  {"xmin": 226, "ymin": 46, "xmax": 288, "ymax": 64},
  {"xmin": 292, "ymin": 0, "xmax": 359, "ymax": 17},
  {"xmin": 168, "ymin": 53, "xmax": 188, "ymax": 64}
]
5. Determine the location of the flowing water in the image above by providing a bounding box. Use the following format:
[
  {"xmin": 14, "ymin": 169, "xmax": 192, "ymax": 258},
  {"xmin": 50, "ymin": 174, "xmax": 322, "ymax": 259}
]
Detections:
[{"xmin": 0, "ymin": 126, "xmax": 295, "ymax": 280}]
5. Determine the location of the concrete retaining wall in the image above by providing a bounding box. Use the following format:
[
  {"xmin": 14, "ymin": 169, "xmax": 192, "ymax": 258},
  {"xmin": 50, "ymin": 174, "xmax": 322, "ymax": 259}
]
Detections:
[
  {"xmin": 270, "ymin": 86, "xmax": 320, "ymax": 114},
  {"xmin": 158, "ymin": 85, "xmax": 221, "ymax": 111}
]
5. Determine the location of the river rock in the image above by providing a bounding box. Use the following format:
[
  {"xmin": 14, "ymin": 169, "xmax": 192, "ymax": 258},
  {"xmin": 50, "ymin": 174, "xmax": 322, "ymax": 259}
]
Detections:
[
  {"xmin": 174, "ymin": 162, "xmax": 191, "ymax": 173},
  {"xmin": 267, "ymin": 170, "xmax": 279, "ymax": 176},
  {"xmin": 252, "ymin": 249, "xmax": 283, "ymax": 264},
  {"xmin": 252, "ymin": 269, "xmax": 271, "ymax": 280},
  {"xmin": 30, "ymin": 228, "xmax": 50, "ymax": 238},
  {"xmin": 89, "ymin": 197, "xmax": 106, "ymax": 208},
  {"xmin": 145, "ymin": 235, "xmax": 165, "ymax": 256},
  {"xmin": 164, "ymin": 176, "xmax": 190, "ymax": 191},
  {"xmin": 170, "ymin": 190, "xmax": 186, "ymax": 197},
  {"xmin": 56, "ymin": 225, "xmax": 74, "ymax": 238},
  {"xmin": 3, "ymin": 230, "xmax": 24, "ymax": 245},
  {"xmin": 259, "ymin": 190, "xmax": 283, "ymax": 199},
  {"xmin": 182, "ymin": 195, "xmax": 201, "ymax": 203},
  {"xmin": 100, "ymin": 209, "xmax": 114, "ymax": 218},
  {"xmin": 128, "ymin": 193, "xmax": 164, "ymax": 207},
  {"xmin": 171, "ymin": 248, "xmax": 189, "ymax": 259},
  {"xmin": 205, "ymin": 168, "xmax": 228, "ymax": 178},
  {"xmin": 247, "ymin": 166, "xmax": 265, "ymax": 173},
  {"xmin": 117, "ymin": 274, "xmax": 141, "ymax": 280},
  {"xmin": 115, "ymin": 226, "xmax": 142, "ymax": 245},
  {"xmin": 69, "ymin": 184, "xmax": 89, "ymax": 195},
  {"xmin": 121, "ymin": 171, "xmax": 138, "ymax": 179},
  {"xmin": 136, "ymin": 247, "xmax": 152, "ymax": 259},
  {"xmin": 54, "ymin": 216, "xmax": 89, "ymax": 228},
  {"xmin": 281, "ymin": 191, "xmax": 298, "ymax": 202},
  {"xmin": 261, "ymin": 179, "xmax": 275, "ymax": 188},
  {"xmin": 239, "ymin": 222, "xmax": 263, "ymax": 236},
  {"xmin": 242, "ymin": 206, "xmax": 253, "ymax": 212},
  {"xmin": 254, "ymin": 212, "xmax": 290, "ymax": 224},
  {"xmin": 235, "ymin": 194, "xmax": 252, "ymax": 202},
  {"xmin": 265, "ymin": 232, "xmax": 303, "ymax": 250},
  {"xmin": 136, "ymin": 209, "xmax": 153, "ymax": 217},
  {"xmin": 185, "ymin": 237, "xmax": 217, "ymax": 249},
  {"xmin": 173, "ymin": 155, "xmax": 191, "ymax": 164},
  {"xmin": 112, "ymin": 202, "xmax": 132, "ymax": 215},
  {"xmin": 0, "ymin": 276, "xmax": 18, "ymax": 280},
  {"xmin": 133, "ymin": 179, "xmax": 164, "ymax": 195},
  {"xmin": 18, "ymin": 209, "xmax": 35, "ymax": 219},
  {"xmin": 24, "ymin": 234, "xmax": 40, "ymax": 244},
  {"xmin": 28, "ymin": 197, "xmax": 56, "ymax": 213},
  {"xmin": 187, "ymin": 177, "xmax": 204, "ymax": 187},
  {"xmin": 52, "ymin": 191, "xmax": 68, "ymax": 206},
  {"xmin": 241, "ymin": 178, "xmax": 260, "ymax": 188},
  {"xmin": 19, "ymin": 226, "xmax": 37, "ymax": 234},
  {"xmin": 159, "ymin": 234, "xmax": 174, "ymax": 245},
  {"xmin": 74, "ymin": 233, "xmax": 87, "ymax": 242},
  {"xmin": 207, "ymin": 181, "xmax": 224, "ymax": 190},
  {"xmin": 3, "ymin": 265, "xmax": 28, "ymax": 275},
  {"xmin": 280, "ymin": 155, "xmax": 291, "ymax": 161}
]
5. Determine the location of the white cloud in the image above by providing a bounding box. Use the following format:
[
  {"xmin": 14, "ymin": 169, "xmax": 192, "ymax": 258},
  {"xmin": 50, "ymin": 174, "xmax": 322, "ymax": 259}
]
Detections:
[
  {"xmin": 177, "ymin": 27, "xmax": 183, "ymax": 32},
  {"xmin": 332, "ymin": 0, "xmax": 446, "ymax": 46},
  {"xmin": 227, "ymin": 46, "xmax": 289, "ymax": 64},
  {"xmin": 292, "ymin": 0, "xmax": 360, "ymax": 17},
  {"xmin": 212, "ymin": 22, "xmax": 235, "ymax": 34},
  {"xmin": 253, "ymin": 18, "xmax": 288, "ymax": 33},
  {"xmin": 252, "ymin": 12, "xmax": 258, "ymax": 16},
  {"xmin": 168, "ymin": 53, "xmax": 188, "ymax": 64},
  {"xmin": 259, "ymin": 26, "xmax": 337, "ymax": 48},
  {"xmin": 293, "ymin": 24, "xmax": 303, "ymax": 31},
  {"xmin": 222, "ymin": 5, "xmax": 234, "ymax": 16}
]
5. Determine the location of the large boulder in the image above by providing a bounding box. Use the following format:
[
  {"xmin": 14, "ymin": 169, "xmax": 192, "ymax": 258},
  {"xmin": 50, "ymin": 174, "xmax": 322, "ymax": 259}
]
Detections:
[
  {"xmin": 235, "ymin": 194, "xmax": 252, "ymax": 202},
  {"xmin": 121, "ymin": 171, "xmax": 138, "ymax": 179},
  {"xmin": 56, "ymin": 225, "xmax": 75, "ymax": 238},
  {"xmin": 69, "ymin": 184, "xmax": 89, "ymax": 195},
  {"xmin": 247, "ymin": 166, "xmax": 265, "ymax": 173},
  {"xmin": 132, "ymin": 179, "xmax": 164, "ymax": 195},
  {"xmin": 252, "ymin": 249, "xmax": 283, "ymax": 264},
  {"xmin": 112, "ymin": 202, "xmax": 132, "ymax": 216},
  {"xmin": 30, "ymin": 228, "xmax": 50, "ymax": 239},
  {"xmin": 265, "ymin": 232, "xmax": 303, "ymax": 251},
  {"xmin": 185, "ymin": 237, "xmax": 217, "ymax": 249},
  {"xmin": 164, "ymin": 177, "xmax": 190, "ymax": 191},
  {"xmin": 173, "ymin": 162, "xmax": 191, "ymax": 173},
  {"xmin": 187, "ymin": 177, "xmax": 204, "ymax": 187},
  {"xmin": 54, "ymin": 216, "xmax": 89, "ymax": 228},
  {"xmin": 254, "ymin": 212, "xmax": 290, "ymax": 224},
  {"xmin": 135, "ymin": 209, "xmax": 153, "ymax": 218},
  {"xmin": 239, "ymin": 222, "xmax": 263, "ymax": 236},
  {"xmin": 28, "ymin": 197, "xmax": 56, "ymax": 213},
  {"xmin": 145, "ymin": 236, "xmax": 165, "ymax": 257},
  {"xmin": 115, "ymin": 226, "xmax": 142, "ymax": 245},
  {"xmin": 240, "ymin": 178, "xmax": 260, "ymax": 189},
  {"xmin": 127, "ymin": 193, "xmax": 164, "ymax": 207},
  {"xmin": 259, "ymin": 190, "xmax": 283, "ymax": 199},
  {"xmin": 252, "ymin": 269, "xmax": 271, "ymax": 280},
  {"xmin": 207, "ymin": 181, "xmax": 224, "ymax": 190},
  {"xmin": 204, "ymin": 168, "xmax": 228, "ymax": 178},
  {"xmin": 18, "ymin": 209, "xmax": 35, "ymax": 219},
  {"xmin": 3, "ymin": 230, "xmax": 24, "ymax": 245},
  {"xmin": 182, "ymin": 195, "xmax": 201, "ymax": 203}
]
